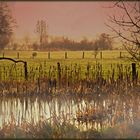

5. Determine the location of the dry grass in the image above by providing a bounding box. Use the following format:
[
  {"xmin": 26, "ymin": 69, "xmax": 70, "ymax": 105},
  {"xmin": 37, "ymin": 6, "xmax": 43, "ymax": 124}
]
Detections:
[{"xmin": 0, "ymin": 113, "xmax": 140, "ymax": 139}]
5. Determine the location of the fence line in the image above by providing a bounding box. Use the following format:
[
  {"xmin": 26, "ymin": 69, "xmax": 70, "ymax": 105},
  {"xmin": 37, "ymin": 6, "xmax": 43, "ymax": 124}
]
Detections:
[{"xmin": 1, "ymin": 51, "xmax": 130, "ymax": 59}]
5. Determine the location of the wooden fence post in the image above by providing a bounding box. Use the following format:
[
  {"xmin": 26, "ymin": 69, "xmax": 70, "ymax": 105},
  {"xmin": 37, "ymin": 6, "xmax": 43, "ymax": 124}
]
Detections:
[
  {"xmin": 120, "ymin": 52, "xmax": 122, "ymax": 58},
  {"xmin": 82, "ymin": 51, "xmax": 85, "ymax": 59},
  {"xmin": 65, "ymin": 52, "xmax": 67, "ymax": 59},
  {"xmin": 24, "ymin": 62, "xmax": 28, "ymax": 80},
  {"xmin": 48, "ymin": 52, "xmax": 50, "ymax": 59},
  {"xmin": 132, "ymin": 63, "xmax": 137, "ymax": 83},
  {"xmin": 57, "ymin": 62, "xmax": 61, "ymax": 88},
  {"xmin": 100, "ymin": 51, "xmax": 102, "ymax": 59}
]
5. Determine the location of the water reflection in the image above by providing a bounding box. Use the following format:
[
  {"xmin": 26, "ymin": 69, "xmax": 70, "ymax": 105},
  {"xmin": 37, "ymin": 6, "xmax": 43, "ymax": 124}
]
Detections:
[{"xmin": 0, "ymin": 93, "xmax": 140, "ymax": 131}]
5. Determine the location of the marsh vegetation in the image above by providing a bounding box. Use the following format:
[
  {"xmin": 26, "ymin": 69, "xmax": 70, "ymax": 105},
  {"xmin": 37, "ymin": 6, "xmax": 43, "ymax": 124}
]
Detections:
[{"xmin": 0, "ymin": 50, "xmax": 139, "ymax": 138}]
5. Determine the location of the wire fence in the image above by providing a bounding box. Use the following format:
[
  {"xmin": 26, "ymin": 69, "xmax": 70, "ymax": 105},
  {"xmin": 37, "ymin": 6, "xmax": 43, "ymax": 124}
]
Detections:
[{"xmin": 0, "ymin": 50, "xmax": 131, "ymax": 60}]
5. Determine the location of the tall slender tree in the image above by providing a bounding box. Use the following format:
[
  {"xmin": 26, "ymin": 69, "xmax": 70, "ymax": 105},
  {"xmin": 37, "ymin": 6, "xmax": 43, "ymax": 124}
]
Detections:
[{"xmin": 35, "ymin": 20, "xmax": 48, "ymax": 49}]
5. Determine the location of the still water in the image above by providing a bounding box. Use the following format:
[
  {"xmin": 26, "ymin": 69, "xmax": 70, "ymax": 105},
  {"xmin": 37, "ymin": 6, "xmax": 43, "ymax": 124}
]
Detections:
[{"xmin": 0, "ymin": 93, "xmax": 140, "ymax": 131}]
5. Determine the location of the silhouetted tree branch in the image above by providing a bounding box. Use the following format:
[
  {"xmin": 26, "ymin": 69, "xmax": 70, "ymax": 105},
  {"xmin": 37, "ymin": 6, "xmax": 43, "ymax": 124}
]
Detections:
[{"xmin": 106, "ymin": 1, "xmax": 140, "ymax": 61}]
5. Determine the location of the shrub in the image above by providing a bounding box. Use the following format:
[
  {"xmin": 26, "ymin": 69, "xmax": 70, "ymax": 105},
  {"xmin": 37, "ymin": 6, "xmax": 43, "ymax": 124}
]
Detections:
[{"xmin": 32, "ymin": 52, "xmax": 37, "ymax": 59}]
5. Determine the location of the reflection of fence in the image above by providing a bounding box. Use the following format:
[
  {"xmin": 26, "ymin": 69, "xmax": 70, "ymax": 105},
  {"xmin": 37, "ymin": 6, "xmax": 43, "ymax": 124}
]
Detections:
[{"xmin": 1, "ymin": 51, "xmax": 130, "ymax": 59}]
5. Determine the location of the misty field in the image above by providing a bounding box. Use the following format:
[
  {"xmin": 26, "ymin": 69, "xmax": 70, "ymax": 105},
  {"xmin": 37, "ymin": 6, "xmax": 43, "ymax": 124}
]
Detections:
[{"xmin": 0, "ymin": 50, "xmax": 140, "ymax": 138}]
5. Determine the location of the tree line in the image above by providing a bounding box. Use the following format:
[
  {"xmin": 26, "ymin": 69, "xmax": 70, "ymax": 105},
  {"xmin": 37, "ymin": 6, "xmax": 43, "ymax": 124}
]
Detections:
[{"xmin": 31, "ymin": 33, "xmax": 113, "ymax": 51}]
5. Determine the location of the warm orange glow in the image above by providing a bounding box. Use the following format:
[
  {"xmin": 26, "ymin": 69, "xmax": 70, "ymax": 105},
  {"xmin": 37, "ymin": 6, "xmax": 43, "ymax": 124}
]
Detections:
[{"xmin": 10, "ymin": 2, "xmax": 117, "ymax": 41}]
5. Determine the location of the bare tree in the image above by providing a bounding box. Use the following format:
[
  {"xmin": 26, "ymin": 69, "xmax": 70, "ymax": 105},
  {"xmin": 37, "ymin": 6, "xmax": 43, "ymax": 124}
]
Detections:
[
  {"xmin": 35, "ymin": 20, "xmax": 48, "ymax": 49},
  {"xmin": 106, "ymin": 1, "xmax": 140, "ymax": 62},
  {"xmin": 23, "ymin": 33, "xmax": 31, "ymax": 50},
  {"xmin": 0, "ymin": 2, "xmax": 16, "ymax": 50},
  {"xmin": 93, "ymin": 47, "xmax": 99, "ymax": 59},
  {"xmin": 95, "ymin": 33, "xmax": 113, "ymax": 50}
]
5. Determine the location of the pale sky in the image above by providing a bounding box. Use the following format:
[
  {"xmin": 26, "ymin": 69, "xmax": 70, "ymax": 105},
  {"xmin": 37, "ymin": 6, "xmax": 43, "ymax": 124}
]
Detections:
[{"xmin": 9, "ymin": 2, "xmax": 115, "ymax": 41}]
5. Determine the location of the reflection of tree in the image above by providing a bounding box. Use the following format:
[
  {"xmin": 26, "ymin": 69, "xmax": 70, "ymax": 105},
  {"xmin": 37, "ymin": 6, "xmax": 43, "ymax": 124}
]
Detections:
[
  {"xmin": 106, "ymin": 1, "xmax": 140, "ymax": 62},
  {"xmin": 0, "ymin": 2, "xmax": 16, "ymax": 50}
]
